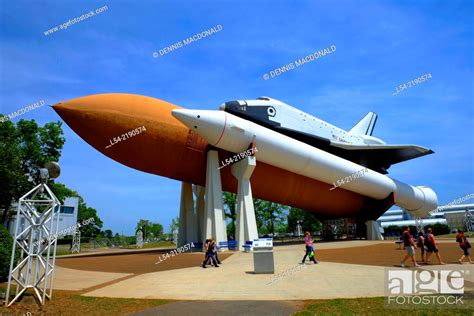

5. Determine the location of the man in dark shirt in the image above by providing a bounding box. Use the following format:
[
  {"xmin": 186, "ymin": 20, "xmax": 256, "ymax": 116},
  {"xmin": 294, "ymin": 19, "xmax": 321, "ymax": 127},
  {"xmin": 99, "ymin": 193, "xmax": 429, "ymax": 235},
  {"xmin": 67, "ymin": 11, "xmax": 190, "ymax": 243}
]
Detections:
[
  {"xmin": 400, "ymin": 226, "xmax": 419, "ymax": 268},
  {"xmin": 425, "ymin": 228, "xmax": 445, "ymax": 265}
]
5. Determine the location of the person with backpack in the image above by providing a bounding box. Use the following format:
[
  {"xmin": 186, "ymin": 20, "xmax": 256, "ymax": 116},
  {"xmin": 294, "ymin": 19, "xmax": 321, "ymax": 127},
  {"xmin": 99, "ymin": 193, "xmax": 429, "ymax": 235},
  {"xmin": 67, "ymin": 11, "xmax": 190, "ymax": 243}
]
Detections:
[
  {"xmin": 425, "ymin": 228, "xmax": 445, "ymax": 265},
  {"xmin": 456, "ymin": 230, "xmax": 472, "ymax": 264},
  {"xmin": 417, "ymin": 231, "xmax": 426, "ymax": 263},
  {"xmin": 301, "ymin": 231, "xmax": 318, "ymax": 264}
]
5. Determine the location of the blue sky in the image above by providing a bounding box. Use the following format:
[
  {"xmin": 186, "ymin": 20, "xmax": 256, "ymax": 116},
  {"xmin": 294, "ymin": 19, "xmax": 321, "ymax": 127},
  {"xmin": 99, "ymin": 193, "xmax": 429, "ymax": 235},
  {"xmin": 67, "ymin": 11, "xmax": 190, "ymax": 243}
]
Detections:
[{"xmin": 1, "ymin": 0, "xmax": 472, "ymax": 235}]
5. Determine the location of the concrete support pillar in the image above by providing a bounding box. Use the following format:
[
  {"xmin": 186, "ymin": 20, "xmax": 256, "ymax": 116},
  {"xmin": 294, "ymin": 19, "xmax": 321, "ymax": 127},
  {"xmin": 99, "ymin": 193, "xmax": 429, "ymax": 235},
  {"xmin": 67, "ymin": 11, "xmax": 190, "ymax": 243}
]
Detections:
[
  {"xmin": 203, "ymin": 150, "xmax": 227, "ymax": 250},
  {"xmin": 178, "ymin": 182, "xmax": 197, "ymax": 246},
  {"xmin": 366, "ymin": 220, "xmax": 384, "ymax": 240},
  {"xmin": 232, "ymin": 155, "xmax": 258, "ymax": 251},
  {"xmin": 193, "ymin": 185, "xmax": 205, "ymax": 244}
]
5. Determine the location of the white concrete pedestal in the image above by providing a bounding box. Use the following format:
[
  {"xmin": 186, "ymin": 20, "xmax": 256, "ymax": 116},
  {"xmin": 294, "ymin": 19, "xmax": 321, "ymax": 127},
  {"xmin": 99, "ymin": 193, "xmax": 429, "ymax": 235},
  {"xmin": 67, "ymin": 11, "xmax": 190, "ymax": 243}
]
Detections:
[
  {"xmin": 203, "ymin": 150, "xmax": 228, "ymax": 250},
  {"xmin": 232, "ymin": 156, "xmax": 259, "ymax": 251},
  {"xmin": 178, "ymin": 182, "xmax": 198, "ymax": 246},
  {"xmin": 366, "ymin": 220, "xmax": 384, "ymax": 240}
]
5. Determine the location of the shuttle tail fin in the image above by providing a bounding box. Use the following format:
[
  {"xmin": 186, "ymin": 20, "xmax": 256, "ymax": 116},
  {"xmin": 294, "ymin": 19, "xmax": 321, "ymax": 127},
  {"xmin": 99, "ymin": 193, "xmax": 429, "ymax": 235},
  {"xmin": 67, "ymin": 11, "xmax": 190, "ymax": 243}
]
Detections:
[{"xmin": 349, "ymin": 112, "xmax": 377, "ymax": 136}]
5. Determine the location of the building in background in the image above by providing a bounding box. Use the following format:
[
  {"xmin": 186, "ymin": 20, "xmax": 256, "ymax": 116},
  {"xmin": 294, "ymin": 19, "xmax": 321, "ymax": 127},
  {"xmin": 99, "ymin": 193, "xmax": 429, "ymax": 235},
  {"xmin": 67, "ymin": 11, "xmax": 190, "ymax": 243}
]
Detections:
[
  {"xmin": 377, "ymin": 204, "xmax": 474, "ymax": 232},
  {"xmin": 8, "ymin": 197, "xmax": 79, "ymax": 237}
]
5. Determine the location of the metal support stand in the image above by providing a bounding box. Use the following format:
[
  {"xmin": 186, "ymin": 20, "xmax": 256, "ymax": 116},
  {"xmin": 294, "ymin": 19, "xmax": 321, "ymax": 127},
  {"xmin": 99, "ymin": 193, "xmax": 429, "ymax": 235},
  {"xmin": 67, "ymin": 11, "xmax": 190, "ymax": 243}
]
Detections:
[
  {"xmin": 415, "ymin": 217, "xmax": 424, "ymax": 234},
  {"xmin": 173, "ymin": 229, "xmax": 178, "ymax": 245},
  {"xmin": 465, "ymin": 210, "xmax": 473, "ymax": 235},
  {"xmin": 136, "ymin": 230, "xmax": 143, "ymax": 249},
  {"xmin": 5, "ymin": 183, "xmax": 61, "ymax": 307},
  {"xmin": 296, "ymin": 220, "xmax": 303, "ymax": 237},
  {"xmin": 71, "ymin": 230, "xmax": 81, "ymax": 254}
]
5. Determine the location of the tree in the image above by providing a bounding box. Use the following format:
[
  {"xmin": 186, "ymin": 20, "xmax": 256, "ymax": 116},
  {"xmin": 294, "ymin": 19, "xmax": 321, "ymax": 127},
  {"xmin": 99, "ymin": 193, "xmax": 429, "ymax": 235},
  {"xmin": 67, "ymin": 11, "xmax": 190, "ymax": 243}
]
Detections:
[
  {"xmin": 48, "ymin": 183, "xmax": 103, "ymax": 237},
  {"xmin": 76, "ymin": 196, "xmax": 103, "ymax": 237},
  {"xmin": 0, "ymin": 119, "xmax": 65, "ymax": 224},
  {"xmin": 0, "ymin": 225, "xmax": 17, "ymax": 281},
  {"xmin": 49, "ymin": 182, "xmax": 76, "ymax": 203},
  {"xmin": 254, "ymin": 199, "xmax": 288, "ymax": 235},
  {"xmin": 0, "ymin": 118, "xmax": 106, "ymax": 239},
  {"xmin": 223, "ymin": 192, "xmax": 237, "ymax": 239},
  {"xmin": 103, "ymin": 229, "xmax": 113, "ymax": 239},
  {"xmin": 149, "ymin": 223, "xmax": 163, "ymax": 239},
  {"xmin": 48, "ymin": 183, "xmax": 104, "ymax": 238},
  {"xmin": 0, "ymin": 119, "xmax": 23, "ymax": 224},
  {"xmin": 287, "ymin": 207, "xmax": 322, "ymax": 234},
  {"xmin": 170, "ymin": 217, "xmax": 179, "ymax": 233},
  {"xmin": 135, "ymin": 219, "xmax": 164, "ymax": 240}
]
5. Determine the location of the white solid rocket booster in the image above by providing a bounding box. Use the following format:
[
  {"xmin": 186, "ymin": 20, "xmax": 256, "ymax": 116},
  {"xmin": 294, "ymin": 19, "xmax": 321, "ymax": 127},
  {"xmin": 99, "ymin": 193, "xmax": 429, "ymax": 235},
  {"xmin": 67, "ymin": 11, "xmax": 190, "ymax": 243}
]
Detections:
[{"xmin": 172, "ymin": 109, "xmax": 437, "ymax": 218}]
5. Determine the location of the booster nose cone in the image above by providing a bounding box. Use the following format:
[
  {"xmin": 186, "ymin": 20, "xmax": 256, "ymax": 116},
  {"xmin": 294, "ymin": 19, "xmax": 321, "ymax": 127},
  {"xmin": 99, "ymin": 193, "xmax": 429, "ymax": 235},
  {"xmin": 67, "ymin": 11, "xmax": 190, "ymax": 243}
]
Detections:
[
  {"xmin": 171, "ymin": 109, "xmax": 200, "ymax": 129},
  {"xmin": 51, "ymin": 94, "xmax": 209, "ymax": 184},
  {"xmin": 172, "ymin": 109, "xmax": 226, "ymax": 146}
]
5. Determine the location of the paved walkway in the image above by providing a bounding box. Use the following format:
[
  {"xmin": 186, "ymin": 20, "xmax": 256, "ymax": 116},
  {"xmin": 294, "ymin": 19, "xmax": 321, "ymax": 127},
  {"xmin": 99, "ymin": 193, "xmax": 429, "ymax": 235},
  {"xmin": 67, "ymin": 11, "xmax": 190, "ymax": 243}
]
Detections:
[
  {"xmin": 53, "ymin": 266, "xmax": 132, "ymax": 291},
  {"xmin": 51, "ymin": 240, "xmax": 474, "ymax": 300}
]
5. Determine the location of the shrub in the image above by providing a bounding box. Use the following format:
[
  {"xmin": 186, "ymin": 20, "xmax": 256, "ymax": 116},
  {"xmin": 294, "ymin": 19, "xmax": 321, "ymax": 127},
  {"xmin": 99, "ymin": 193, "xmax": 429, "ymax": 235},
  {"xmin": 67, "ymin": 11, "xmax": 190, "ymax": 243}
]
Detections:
[
  {"xmin": 0, "ymin": 225, "xmax": 14, "ymax": 281},
  {"xmin": 425, "ymin": 223, "xmax": 450, "ymax": 235}
]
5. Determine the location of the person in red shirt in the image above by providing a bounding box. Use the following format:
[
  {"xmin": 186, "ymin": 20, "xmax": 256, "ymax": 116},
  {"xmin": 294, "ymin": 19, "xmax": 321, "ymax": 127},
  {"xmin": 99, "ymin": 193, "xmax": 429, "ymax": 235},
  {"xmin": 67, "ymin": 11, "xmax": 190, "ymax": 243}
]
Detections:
[
  {"xmin": 425, "ymin": 228, "xmax": 445, "ymax": 265},
  {"xmin": 456, "ymin": 230, "xmax": 472, "ymax": 264},
  {"xmin": 400, "ymin": 226, "xmax": 419, "ymax": 268}
]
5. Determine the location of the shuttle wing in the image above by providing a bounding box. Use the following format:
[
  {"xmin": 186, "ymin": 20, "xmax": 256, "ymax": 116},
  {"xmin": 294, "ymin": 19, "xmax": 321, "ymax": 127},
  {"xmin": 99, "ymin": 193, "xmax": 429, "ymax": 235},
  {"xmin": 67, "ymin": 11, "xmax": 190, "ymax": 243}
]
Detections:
[
  {"xmin": 329, "ymin": 142, "xmax": 434, "ymax": 173},
  {"xmin": 266, "ymin": 124, "xmax": 433, "ymax": 174}
]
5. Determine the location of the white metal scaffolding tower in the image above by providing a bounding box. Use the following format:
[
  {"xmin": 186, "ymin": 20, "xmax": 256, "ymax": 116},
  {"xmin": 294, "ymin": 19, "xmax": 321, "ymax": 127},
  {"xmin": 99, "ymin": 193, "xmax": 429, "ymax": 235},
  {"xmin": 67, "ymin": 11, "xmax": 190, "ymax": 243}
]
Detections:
[{"xmin": 5, "ymin": 182, "xmax": 61, "ymax": 306}]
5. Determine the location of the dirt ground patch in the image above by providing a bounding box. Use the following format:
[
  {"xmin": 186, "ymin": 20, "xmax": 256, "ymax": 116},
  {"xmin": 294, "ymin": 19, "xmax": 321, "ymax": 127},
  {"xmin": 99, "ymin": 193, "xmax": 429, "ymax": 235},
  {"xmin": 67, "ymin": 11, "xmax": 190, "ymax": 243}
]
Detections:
[
  {"xmin": 56, "ymin": 251, "xmax": 233, "ymax": 274},
  {"xmin": 315, "ymin": 242, "xmax": 468, "ymax": 267},
  {"xmin": 55, "ymin": 243, "xmax": 469, "ymax": 275}
]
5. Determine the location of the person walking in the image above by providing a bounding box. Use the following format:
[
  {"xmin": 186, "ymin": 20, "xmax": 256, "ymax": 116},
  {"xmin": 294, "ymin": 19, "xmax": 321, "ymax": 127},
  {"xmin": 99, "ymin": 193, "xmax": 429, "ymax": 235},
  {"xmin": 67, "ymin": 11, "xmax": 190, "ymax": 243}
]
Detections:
[
  {"xmin": 456, "ymin": 230, "xmax": 472, "ymax": 264},
  {"xmin": 417, "ymin": 231, "xmax": 426, "ymax": 263},
  {"xmin": 202, "ymin": 239, "xmax": 211, "ymax": 267},
  {"xmin": 425, "ymin": 228, "xmax": 445, "ymax": 265},
  {"xmin": 211, "ymin": 239, "xmax": 221, "ymax": 265},
  {"xmin": 202, "ymin": 239, "xmax": 219, "ymax": 268},
  {"xmin": 213, "ymin": 239, "xmax": 222, "ymax": 264},
  {"xmin": 400, "ymin": 226, "xmax": 419, "ymax": 268},
  {"xmin": 301, "ymin": 231, "xmax": 318, "ymax": 264}
]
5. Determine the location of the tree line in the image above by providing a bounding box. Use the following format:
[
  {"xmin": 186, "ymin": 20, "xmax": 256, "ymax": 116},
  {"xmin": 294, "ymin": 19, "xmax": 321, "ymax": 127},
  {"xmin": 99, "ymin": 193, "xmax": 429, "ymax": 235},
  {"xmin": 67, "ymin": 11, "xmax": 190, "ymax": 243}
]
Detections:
[{"xmin": 0, "ymin": 118, "xmax": 104, "ymax": 237}]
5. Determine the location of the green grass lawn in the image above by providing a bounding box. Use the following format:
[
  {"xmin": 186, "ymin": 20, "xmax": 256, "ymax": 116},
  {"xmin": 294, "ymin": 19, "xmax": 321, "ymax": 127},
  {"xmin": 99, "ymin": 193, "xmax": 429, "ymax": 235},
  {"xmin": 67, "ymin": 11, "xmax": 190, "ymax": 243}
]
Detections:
[
  {"xmin": 120, "ymin": 241, "xmax": 175, "ymax": 249},
  {"xmin": 80, "ymin": 244, "xmax": 110, "ymax": 249},
  {"xmin": 296, "ymin": 296, "xmax": 474, "ymax": 316},
  {"xmin": 40, "ymin": 241, "xmax": 176, "ymax": 257},
  {"xmin": 1, "ymin": 287, "xmax": 472, "ymax": 315},
  {"xmin": 0, "ymin": 288, "xmax": 168, "ymax": 315},
  {"xmin": 54, "ymin": 249, "xmax": 73, "ymax": 256}
]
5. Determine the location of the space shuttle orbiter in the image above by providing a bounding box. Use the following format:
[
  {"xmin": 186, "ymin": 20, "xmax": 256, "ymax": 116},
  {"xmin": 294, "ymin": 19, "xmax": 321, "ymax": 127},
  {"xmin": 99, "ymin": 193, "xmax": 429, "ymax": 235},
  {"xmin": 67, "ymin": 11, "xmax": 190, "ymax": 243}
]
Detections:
[{"xmin": 220, "ymin": 97, "xmax": 433, "ymax": 174}]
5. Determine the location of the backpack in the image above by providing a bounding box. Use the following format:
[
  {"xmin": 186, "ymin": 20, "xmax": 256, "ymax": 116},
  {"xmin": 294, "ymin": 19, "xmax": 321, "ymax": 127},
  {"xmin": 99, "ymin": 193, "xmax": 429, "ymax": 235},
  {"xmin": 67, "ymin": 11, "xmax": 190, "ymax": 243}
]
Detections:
[
  {"xmin": 424, "ymin": 234, "xmax": 433, "ymax": 248},
  {"xmin": 465, "ymin": 239, "xmax": 471, "ymax": 249},
  {"xmin": 417, "ymin": 236, "xmax": 424, "ymax": 248}
]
